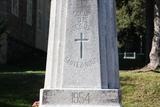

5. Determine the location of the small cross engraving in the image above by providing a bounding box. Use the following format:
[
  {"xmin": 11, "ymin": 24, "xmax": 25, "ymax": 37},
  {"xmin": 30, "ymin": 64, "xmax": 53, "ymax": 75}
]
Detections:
[{"xmin": 75, "ymin": 33, "xmax": 88, "ymax": 59}]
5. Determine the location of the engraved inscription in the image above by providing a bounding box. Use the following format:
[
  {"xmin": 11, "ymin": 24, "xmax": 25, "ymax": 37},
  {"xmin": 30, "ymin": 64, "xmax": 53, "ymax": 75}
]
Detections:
[
  {"xmin": 43, "ymin": 91, "xmax": 55, "ymax": 104},
  {"xmin": 73, "ymin": 9, "xmax": 91, "ymax": 16},
  {"xmin": 72, "ymin": 92, "xmax": 90, "ymax": 104},
  {"xmin": 77, "ymin": 16, "xmax": 89, "ymax": 23},
  {"xmin": 71, "ymin": 16, "xmax": 89, "ymax": 31},
  {"xmin": 71, "ymin": 22, "xmax": 89, "ymax": 31},
  {"xmin": 69, "ymin": 0, "xmax": 91, "ymax": 15},
  {"xmin": 65, "ymin": 1, "xmax": 98, "ymax": 68},
  {"xmin": 64, "ymin": 56, "xmax": 96, "ymax": 68},
  {"xmin": 71, "ymin": 1, "xmax": 91, "ymax": 31},
  {"xmin": 42, "ymin": 90, "xmax": 120, "ymax": 105}
]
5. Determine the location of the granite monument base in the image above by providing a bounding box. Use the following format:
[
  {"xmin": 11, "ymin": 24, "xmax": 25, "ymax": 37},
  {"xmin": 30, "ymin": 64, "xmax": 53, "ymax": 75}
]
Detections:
[{"xmin": 39, "ymin": 89, "xmax": 122, "ymax": 107}]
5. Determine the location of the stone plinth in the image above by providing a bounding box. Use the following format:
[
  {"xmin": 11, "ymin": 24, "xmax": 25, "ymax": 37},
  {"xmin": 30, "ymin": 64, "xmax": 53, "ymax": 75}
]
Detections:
[{"xmin": 40, "ymin": 89, "xmax": 121, "ymax": 107}]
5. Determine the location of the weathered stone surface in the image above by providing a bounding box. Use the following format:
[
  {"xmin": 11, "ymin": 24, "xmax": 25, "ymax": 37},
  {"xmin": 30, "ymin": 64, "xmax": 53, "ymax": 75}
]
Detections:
[
  {"xmin": 41, "ymin": 89, "xmax": 120, "ymax": 105},
  {"xmin": 63, "ymin": 0, "xmax": 101, "ymax": 89},
  {"xmin": 39, "ymin": 0, "xmax": 121, "ymax": 107}
]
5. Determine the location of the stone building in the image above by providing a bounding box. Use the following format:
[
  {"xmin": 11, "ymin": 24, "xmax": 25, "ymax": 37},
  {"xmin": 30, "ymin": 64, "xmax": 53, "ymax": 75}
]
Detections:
[{"xmin": 0, "ymin": 0, "xmax": 50, "ymax": 64}]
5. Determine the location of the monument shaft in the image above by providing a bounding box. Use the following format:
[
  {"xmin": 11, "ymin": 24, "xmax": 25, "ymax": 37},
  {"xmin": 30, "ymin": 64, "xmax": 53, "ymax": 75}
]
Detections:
[{"xmin": 40, "ymin": 0, "xmax": 121, "ymax": 107}]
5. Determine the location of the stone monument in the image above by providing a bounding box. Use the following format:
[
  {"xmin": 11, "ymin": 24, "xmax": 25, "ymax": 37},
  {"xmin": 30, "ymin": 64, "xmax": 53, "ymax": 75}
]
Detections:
[{"xmin": 39, "ymin": 0, "xmax": 121, "ymax": 107}]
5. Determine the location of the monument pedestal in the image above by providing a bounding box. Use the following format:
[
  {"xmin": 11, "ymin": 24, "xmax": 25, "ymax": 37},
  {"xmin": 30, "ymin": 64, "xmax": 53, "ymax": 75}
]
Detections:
[
  {"xmin": 40, "ymin": 89, "xmax": 121, "ymax": 107},
  {"xmin": 39, "ymin": 0, "xmax": 121, "ymax": 107}
]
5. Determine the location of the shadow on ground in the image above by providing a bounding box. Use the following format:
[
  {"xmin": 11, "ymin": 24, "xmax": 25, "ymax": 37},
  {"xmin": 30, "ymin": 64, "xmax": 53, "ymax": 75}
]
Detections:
[
  {"xmin": 0, "ymin": 50, "xmax": 47, "ymax": 72},
  {"xmin": 0, "ymin": 73, "xmax": 44, "ymax": 107},
  {"xmin": 0, "ymin": 48, "xmax": 46, "ymax": 106}
]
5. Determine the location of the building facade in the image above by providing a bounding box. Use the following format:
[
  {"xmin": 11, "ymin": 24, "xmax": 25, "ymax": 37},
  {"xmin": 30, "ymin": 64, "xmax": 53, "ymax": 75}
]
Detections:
[{"xmin": 0, "ymin": 0, "xmax": 50, "ymax": 63}]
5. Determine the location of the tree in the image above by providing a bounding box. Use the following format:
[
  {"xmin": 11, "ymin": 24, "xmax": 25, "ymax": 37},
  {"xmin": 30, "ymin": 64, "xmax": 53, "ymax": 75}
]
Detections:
[
  {"xmin": 145, "ymin": 0, "xmax": 160, "ymax": 70},
  {"xmin": 116, "ymin": 0, "xmax": 160, "ymax": 70},
  {"xmin": 116, "ymin": 0, "xmax": 146, "ymax": 57},
  {"xmin": 145, "ymin": 0, "xmax": 154, "ymax": 63}
]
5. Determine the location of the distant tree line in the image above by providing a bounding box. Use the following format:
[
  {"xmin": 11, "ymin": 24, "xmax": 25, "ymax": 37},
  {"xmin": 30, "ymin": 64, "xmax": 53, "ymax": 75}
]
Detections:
[
  {"xmin": 116, "ymin": 0, "xmax": 160, "ymax": 70},
  {"xmin": 116, "ymin": 0, "xmax": 146, "ymax": 53}
]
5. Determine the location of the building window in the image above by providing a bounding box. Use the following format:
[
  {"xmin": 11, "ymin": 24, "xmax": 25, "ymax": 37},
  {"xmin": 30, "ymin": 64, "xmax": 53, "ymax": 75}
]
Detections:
[
  {"xmin": 11, "ymin": 0, "xmax": 19, "ymax": 17},
  {"xmin": 26, "ymin": 0, "xmax": 33, "ymax": 25},
  {"xmin": 37, "ymin": 0, "xmax": 43, "ymax": 30},
  {"xmin": 37, "ymin": 11, "xmax": 42, "ymax": 30}
]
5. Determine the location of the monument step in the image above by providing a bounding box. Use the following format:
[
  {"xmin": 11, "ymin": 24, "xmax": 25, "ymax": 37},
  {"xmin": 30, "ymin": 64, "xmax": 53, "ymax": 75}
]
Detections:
[
  {"xmin": 39, "ymin": 105, "xmax": 121, "ymax": 107},
  {"xmin": 40, "ymin": 89, "xmax": 122, "ymax": 107}
]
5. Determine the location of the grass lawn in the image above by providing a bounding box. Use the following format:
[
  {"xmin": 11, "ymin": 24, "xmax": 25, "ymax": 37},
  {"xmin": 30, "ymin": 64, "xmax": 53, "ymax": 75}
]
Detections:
[
  {"xmin": 0, "ymin": 72, "xmax": 44, "ymax": 107},
  {"xmin": 0, "ymin": 71, "xmax": 160, "ymax": 107},
  {"xmin": 121, "ymin": 71, "xmax": 160, "ymax": 107}
]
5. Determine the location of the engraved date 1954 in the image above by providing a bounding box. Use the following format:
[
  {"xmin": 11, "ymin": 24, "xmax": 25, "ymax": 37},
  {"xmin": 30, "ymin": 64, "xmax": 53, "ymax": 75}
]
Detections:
[{"xmin": 72, "ymin": 92, "xmax": 90, "ymax": 104}]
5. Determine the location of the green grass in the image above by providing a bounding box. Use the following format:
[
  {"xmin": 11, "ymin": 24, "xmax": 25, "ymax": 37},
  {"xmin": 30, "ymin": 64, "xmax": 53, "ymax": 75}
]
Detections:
[
  {"xmin": 0, "ymin": 72, "xmax": 44, "ymax": 107},
  {"xmin": 0, "ymin": 71, "xmax": 160, "ymax": 107},
  {"xmin": 121, "ymin": 72, "xmax": 160, "ymax": 107}
]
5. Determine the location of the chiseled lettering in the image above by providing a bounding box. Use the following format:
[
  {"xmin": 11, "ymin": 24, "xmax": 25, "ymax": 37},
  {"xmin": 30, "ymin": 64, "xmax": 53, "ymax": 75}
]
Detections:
[
  {"xmin": 64, "ymin": 56, "xmax": 96, "ymax": 68},
  {"xmin": 72, "ymin": 92, "xmax": 90, "ymax": 104}
]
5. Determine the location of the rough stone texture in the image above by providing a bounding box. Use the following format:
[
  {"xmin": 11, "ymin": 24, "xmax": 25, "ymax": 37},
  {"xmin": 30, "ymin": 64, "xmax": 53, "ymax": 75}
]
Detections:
[
  {"xmin": 40, "ymin": 89, "xmax": 120, "ymax": 105},
  {"xmin": 40, "ymin": 0, "xmax": 121, "ymax": 107},
  {"xmin": 63, "ymin": 0, "xmax": 101, "ymax": 89}
]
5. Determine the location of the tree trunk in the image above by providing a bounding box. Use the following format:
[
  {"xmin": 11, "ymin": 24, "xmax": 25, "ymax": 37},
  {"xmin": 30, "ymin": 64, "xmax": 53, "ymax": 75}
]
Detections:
[
  {"xmin": 145, "ymin": 0, "xmax": 154, "ymax": 63},
  {"xmin": 147, "ymin": 0, "xmax": 160, "ymax": 70}
]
